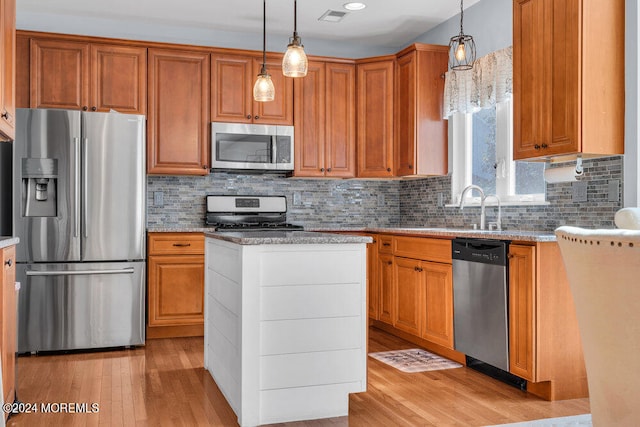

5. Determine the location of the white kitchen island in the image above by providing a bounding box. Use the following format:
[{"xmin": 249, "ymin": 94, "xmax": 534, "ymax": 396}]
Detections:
[{"xmin": 204, "ymin": 231, "xmax": 371, "ymax": 427}]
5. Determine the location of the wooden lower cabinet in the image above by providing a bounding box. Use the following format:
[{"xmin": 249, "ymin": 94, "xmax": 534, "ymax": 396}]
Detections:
[
  {"xmin": 508, "ymin": 242, "xmax": 588, "ymax": 401},
  {"xmin": 377, "ymin": 253, "xmax": 394, "ymax": 325},
  {"xmin": 147, "ymin": 233, "xmax": 204, "ymax": 338},
  {"xmin": 1, "ymin": 244, "xmax": 17, "ymax": 415},
  {"xmin": 420, "ymin": 261, "xmax": 453, "ymax": 348},
  {"xmin": 366, "ymin": 234, "xmax": 379, "ymax": 320},
  {"xmin": 394, "ymin": 257, "xmax": 422, "ymax": 336}
]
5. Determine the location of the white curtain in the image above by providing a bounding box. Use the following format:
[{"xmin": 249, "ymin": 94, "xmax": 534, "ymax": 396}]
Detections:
[{"xmin": 443, "ymin": 46, "xmax": 512, "ymax": 118}]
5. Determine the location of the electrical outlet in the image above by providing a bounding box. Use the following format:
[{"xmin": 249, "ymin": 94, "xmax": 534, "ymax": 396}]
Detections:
[
  {"xmin": 437, "ymin": 192, "xmax": 444, "ymax": 207},
  {"xmin": 608, "ymin": 179, "xmax": 620, "ymax": 202},
  {"xmin": 293, "ymin": 192, "xmax": 302, "ymax": 206},
  {"xmin": 153, "ymin": 191, "xmax": 164, "ymax": 207},
  {"xmin": 377, "ymin": 194, "xmax": 385, "ymax": 207},
  {"xmin": 572, "ymin": 181, "xmax": 588, "ymax": 202}
]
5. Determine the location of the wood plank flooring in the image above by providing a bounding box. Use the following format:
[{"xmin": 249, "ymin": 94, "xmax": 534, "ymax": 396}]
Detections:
[{"xmin": 8, "ymin": 327, "xmax": 589, "ymax": 426}]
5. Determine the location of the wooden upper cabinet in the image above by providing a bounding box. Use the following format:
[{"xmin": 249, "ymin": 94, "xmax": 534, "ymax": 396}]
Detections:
[
  {"xmin": 90, "ymin": 44, "xmax": 146, "ymax": 114},
  {"xmin": 357, "ymin": 59, "xmax": 394, "ymax": 177},
  {"xmin": 294, "ymin": 60, "xmax": 326, "ymax": 177},
  {"xmin": 29, "ymin": 38, "xmax": 147, "ymax": 114},
  {"xmin": 513, "ymin": 0, "xmax": 624, "ymax": 160},
  {"xmin": 30, "ymin": 38, "xmax": 90, "ymax": 110},
  {"xmin": 211, "ymin": 53, "xmax": 293, "ymax": 125},
  {"xmin": 0, "ymin": 0, "xmax": 16, "ymax": 141},
  {"xmin": 294, "ymin": 60, "xmax": 355, "ymax": 178},
  {"xmin": 147, "ymin": 48, "xmax": 210, "ymax": 175},
  {"xmin": 252, "ymin": 55, "xmax": 293, "ymax": 125},
  {"xmin": 394, "ymin": 44, "xmax": 448, "ymax": 176}
]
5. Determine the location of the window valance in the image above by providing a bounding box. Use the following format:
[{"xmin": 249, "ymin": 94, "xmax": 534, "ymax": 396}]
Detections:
[{"xmin": 443, "ymin": 46, "xmax": 512, "ymax": 118}]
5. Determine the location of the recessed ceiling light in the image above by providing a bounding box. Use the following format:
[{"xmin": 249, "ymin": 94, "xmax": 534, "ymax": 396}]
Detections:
[{"xmin": 343, "ymin": 2, "xmax": 366, "ymax": 11}]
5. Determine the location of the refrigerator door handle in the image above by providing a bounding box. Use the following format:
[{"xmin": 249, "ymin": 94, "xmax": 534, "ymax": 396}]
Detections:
[
  {"xmin": 25, "ymin": 268, "xmax": 136, "ymax": 276},
  {"xmin": 83, "ymin": 137, "xmax": 89, "ymax": 238},
  {"xmin": 74, "ymin": 137, "xmax": 80, "ymax": 238}
]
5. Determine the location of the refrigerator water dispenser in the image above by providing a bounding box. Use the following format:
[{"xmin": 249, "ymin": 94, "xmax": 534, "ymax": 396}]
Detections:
[{"xmin": 21, "ymin": 158, "xmax": 58, "ymax": 217}]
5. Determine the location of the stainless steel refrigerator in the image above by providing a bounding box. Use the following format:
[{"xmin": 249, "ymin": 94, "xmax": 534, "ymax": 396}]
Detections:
[{"xmin": 14, "ymin": 108, "xmax": 146, "ymax": 353}]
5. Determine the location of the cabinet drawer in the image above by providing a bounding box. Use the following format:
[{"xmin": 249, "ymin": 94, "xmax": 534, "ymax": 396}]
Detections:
[
  {"xmin": 378, "ymin": 235, "xmax": 393, "ymax": 253},
  {"xmin": 393, "ymin": 236, "xmax": 451, "ymax": 263},
  {"xmin": 148, "ymin": 233, "xmax": 205, "ymax": 255}
]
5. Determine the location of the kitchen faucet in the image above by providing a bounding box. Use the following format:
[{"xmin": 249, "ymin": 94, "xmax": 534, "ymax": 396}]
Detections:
[
  {"xmin": 458, "ymin": 185, "xmax": 486, "ymax": 229},
  {"xmin": 458, "ymin": 185, "xmax": 502, "ymax": 231}
]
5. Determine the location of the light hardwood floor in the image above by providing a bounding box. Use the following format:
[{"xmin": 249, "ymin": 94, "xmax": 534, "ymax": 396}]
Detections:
[{"xmin": 7, "ymin": 327, "xmax": 589, "ymax": 426}]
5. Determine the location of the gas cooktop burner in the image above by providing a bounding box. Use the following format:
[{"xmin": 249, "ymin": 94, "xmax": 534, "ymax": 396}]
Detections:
[{"xmin": 205, "ymin": 195, "xmax": 303, "ymax": 232}]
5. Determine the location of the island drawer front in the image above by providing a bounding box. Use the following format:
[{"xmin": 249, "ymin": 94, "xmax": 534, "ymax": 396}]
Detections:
[
  {"xmin": 393, "ymin": 236, "xmax": 452, "ymax": 263},
  {"xmin": 378, "ymin": 235, "xmax": 393, "ymax": 253},
  {"xmin": 148, "ymin": 232, "xmax": 205, "ymax": 255},
  {"xmin": 260, "ymin": 283, "xmax": 361, "ymax": 320}
]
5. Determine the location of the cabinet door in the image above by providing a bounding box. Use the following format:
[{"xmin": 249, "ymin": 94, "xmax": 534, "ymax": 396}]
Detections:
[
  {"xmin": 91, "ymin": 44, "xmax": 146, "ymax": 114},
  {"xmin": 148, "ymin": 254, "xmax": 205, "ymax": 326},
  {"xmin": 394, "ymin": 51, "xmax": 416, "ymax": 176},
  {"xmin": 211, "ymin": 54, "xmax": 253, "ymax": 123},
  {"xmin": 294, "ymin": 60, "xmax": 326, "ymax": 177},
  {"xmin": 421, "ymin": 261, "xmax": 453, "ymax": 348},
  {"xmin": 0, "ymin": 0, "xmax": 16, "ymax": 140},
  {"xmin": 508, "ymin": 244, "xmax": 536, "ymax": 381},
  {"xmin": 367, "ymin": 235, "xmax": 379, "ymax": 320},
  {"xmin": 378, "ymin": 253, "xmax": 394, "ymax": 325},
  {"xmin": 357, "ymin": 60, "xmax": 394, "ymax": 177},
  {"xmin": 147, "ymin": 49, "xmax": 210, "ymax": 175},
  {"xmin": 252, "ymin": 55, "xmax": 293, "ymax": 125},
  {"xmin": 30, "ymin": 38, "xmax": 90, "ymax": 110},
  {"xmin": 393, "ymin": 257, "xmax": 422, "ymax": 337},
  {"xmin": 325, "ymin": 62, "xmax": 356, "ymax": 177},
  {"xmin": 2, "ymin": 245, "xmax": 16, "ymax": 409}
]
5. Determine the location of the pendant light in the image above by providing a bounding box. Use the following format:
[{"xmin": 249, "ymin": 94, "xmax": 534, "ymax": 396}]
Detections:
[
  {"xmin": 254, "ymin": 0, "xmax": 275, "ymax": 102},
  {"xmin": 282, "ymin": 0, "xmax": 308, "ymax": 77},
  {"xmin": 448, "ymin": 0, "xmax": 476, "ymax": 70}
]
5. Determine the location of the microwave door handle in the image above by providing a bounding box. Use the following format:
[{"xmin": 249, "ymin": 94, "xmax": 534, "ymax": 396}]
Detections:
[{"xmin": 271, "ymin": 136, "xmax": 277, "ymax": 164}]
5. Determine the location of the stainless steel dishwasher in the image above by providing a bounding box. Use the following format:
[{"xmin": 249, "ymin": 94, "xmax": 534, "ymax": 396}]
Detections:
[{"xmin": 452, "ymin": 238, "xmax": 510, "ymax": 371}]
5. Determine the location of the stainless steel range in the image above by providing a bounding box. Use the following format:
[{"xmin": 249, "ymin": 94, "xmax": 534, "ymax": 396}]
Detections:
[{"xmin": 205, "ymin": 195, "xmax": 303, "ymax": 231}]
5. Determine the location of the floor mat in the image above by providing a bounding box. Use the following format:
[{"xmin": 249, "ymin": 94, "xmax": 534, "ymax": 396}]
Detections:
[
  {"xmin": 485, "ymin": 414, "xmax": 592, "ymax": 426},
  {"xmin": 368, "ymin": 348, "xmax": 462, "ymax": 373}
]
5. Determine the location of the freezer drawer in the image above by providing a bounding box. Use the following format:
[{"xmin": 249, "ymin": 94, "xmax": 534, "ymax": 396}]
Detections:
[{"xmin": 17, "ymin": 261, "xmax": 145, "ymax": 353}]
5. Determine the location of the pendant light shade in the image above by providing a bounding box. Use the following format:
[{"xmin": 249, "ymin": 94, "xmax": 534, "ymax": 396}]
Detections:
[
  {"xmin": 448, "ymin": 0, "xmax": 476, "ymax": 70},
  {"xmin": 254, "ymin": 0, "xmax": 275, "ymax": 102},
  {"xmin": 282, "ymin": 0, "xmax": 308, "ymax": 77}
]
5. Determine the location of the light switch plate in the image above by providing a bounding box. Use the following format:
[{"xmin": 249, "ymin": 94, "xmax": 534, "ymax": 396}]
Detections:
[
  {"xmin": 572, "ymin": 181, "xmax": 588, "ymax": 202},
  {"xmin": 153, "ymin": 191, "xmax": 164, "ymax": 207},
  {"xmin": 608, "ymin": 179, "xmax": 620, "ymax": 202}
]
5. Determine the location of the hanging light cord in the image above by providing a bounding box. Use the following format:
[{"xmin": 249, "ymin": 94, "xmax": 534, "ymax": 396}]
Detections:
[
  {"xmin": 261, "ymin": 0, "xmax": 267, "ymax": 74},
  {"xmin": 459, "ymin": 0, "xmax": 464, "ymax": 35},
  {"xmin": 293, "ymin": 0, "xmax": 298, "ymax": 37}
]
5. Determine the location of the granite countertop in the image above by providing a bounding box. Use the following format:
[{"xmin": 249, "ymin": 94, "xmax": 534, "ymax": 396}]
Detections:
[
  {"xmin": 205, "ymin": 230, "xmax": 373, "ymax": 245},
  {"xmin": 150, "ymin": 226, "xmax": 556, "ymax": 243},
  {"xmin": 0, "ymin": 236, "xmax": 20, "ymax": 250}
]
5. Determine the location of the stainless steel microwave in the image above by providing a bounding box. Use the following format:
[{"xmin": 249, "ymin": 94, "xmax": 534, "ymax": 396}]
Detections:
[{"xmin": 211, "ymin": 122, "xmax": 294, "ymax": 172}]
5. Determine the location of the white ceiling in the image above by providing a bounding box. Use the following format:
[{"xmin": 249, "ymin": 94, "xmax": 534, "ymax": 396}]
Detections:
[{"xmin": 16, "ymin": 0, "xmax": 481, "ymax": 51}]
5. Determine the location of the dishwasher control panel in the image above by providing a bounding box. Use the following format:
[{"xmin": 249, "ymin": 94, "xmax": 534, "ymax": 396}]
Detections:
[{"xmin": 452, "ymin": 238, "xmax": 509, "ymax": 266}]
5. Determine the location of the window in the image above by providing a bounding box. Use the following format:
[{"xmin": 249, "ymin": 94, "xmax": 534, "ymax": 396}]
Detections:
[{"xmin": 451, "ymin": 97, "xmax": 545, "ymax": 204}]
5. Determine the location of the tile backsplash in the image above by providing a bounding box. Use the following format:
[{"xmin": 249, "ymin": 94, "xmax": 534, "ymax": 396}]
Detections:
[
  {"xmin": 147, "ymin": 174, "xmax": 401, "ymax": 229},
  {"xmin": 147, "ymin": 156, "xmax": 624, "ymax": 232},
  {"xmin": 400, "ymin": 156, "xmax": 624, "ymax": 231}
]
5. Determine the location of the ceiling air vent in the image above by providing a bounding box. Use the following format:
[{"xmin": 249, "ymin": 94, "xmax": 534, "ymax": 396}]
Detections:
[{"xmin": 318, "ymin": 10, "xmax": 348, "ymax": 23}]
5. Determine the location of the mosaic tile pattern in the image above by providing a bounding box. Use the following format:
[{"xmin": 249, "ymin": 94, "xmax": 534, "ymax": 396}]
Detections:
[
  {"xmin": 147, "ymin": 157, "xmax": 623, "ymax": 233},
  {"xmin": 399, "ymin": 157, "xmax": 624, "ymax": 232},
  {"xmin": 146, "ymin": 173, "xmax": 401, "ymax": 229}
]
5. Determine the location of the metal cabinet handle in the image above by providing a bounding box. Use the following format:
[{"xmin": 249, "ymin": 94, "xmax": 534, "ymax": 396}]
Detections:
[
  {"xmin": 91, "ymin": 106, "xmax": 97, "ymax": 111},
  {"xmin": 1, "ymin": 111, "xmax": 11, "ymax": 122},
  {"xmin": 320, "ymin": 168, "xmax": 325, "ymax": 172},
  {"xmin": 82, "ymin": 106, "xmax": 88, "ymax": 111},
  {"xmin": 172, "ymin": 243, "xmax": 191, "ymax": 247},
  {"xmin": 382, "ymin": 242, "xmax": 391, "ymax": 247},
  {"xmin": 254, "ymin": 115, "xmax": 260, "ymax": 120},
  {"xmin": 541, "ymin": 143, "xmax": 548, "ymax": 149},
  {"xmin": 387, "ymin": 261, "xmax": 392, "ymax": 265},
  {"xmin": 246, "ymin": 114, "xmax": 252, "ymax": 119},
  {"xmin": 4, "ymin": 259, "xmax": 12, "ymax": 267},
  {"xmin": 203, "ymin": 165, "xmax": 208, "ymax": 169},
  {"xmin": 408, "ymin": 165, "xmax": 413, "ymax": 169},
  {"xmin": 387, "ymin": 168, "xmax": 391, "ymax": 172},
  {"xmin": 327, "ymin": 168, "xmax": 332, "ymax": 172},
  {"xmin": 534, "ymin": 144, "xmax": 541, "ymax": 150}
]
